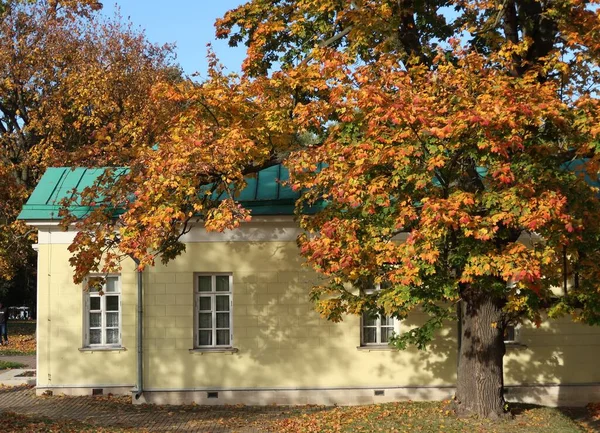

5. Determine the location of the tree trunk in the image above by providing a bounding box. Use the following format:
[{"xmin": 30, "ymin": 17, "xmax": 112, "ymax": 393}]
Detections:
[{"xmin": 455, "ymin": 291, "xmax": 507, "ymax": 418}]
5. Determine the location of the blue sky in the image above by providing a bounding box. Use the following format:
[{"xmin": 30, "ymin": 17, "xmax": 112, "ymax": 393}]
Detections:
[{"xmin": 101, "ymin": 1, "xmax": 247, "ymax": 77}]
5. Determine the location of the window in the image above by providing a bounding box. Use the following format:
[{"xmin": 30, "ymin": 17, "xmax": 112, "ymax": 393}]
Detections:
[
  {"xmin": 360, "ymin": 282, "xmax": 397, "ymax": 346},
  {"xmin": 194, "ymin": 274, "xmax": 232, "ymax": 348},
  {"xmin": 362, "ymin": 312, "xmax": 395, "ymax": 345},
  {"xmin": 504, "ymin": 324, "xmax": 520, "ymax": 344},
  {"xmin": 83, "ymin": 275, "xmax": 121, "ymax": 347}
]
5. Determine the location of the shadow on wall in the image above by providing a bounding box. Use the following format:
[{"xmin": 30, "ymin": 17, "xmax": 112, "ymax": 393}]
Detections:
[
  {"xmin": 136, "ymin": 231, "xmax": 464, "ymax": 404},
  {"xmin": 143, "ymin": 235, "xmax": 356, "ymax": 405},
  {"xmin": 222, "ymin": 244, "xmax": 462, "ymax": 404},
  {"xmin": 229, "ymin": 240, "xmax": 349, "ymax": 391},
  {"xmin": 43, "ymin": 224, "xmax": 459, "ymax": 404},
  {"xmin": 503, "ymin": 320, "xmax": 600, "ymax": 406},
  {"xmin": 37, "ymin": 317, "xmax": 136, "ymax": 393},
  {"xmin": 45, "ymin": 228, "xmax": 600, "ymax": 407},
  {"xmin": 390, "ymin": 314, "xmax": 457, "ymax": 401},
  {"xmin": 36, "ymin": 248, "xmax": 138, "ymax": 392},
  {"xmin": 395, "ymin": 311, "xmax": 600, "ymax": 406}
]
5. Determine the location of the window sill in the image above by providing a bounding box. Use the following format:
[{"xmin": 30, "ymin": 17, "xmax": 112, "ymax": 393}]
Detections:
[
  {"xmin": 356, "ymin": 345, "xmax": 397, "ymax": 352},
  {"xmin": 505, "ymin": 342, "xmax": 528, "ymax": 349},
  {"xmin": 189, "ymin": 347, "xmax": 239, "ymax": 355},
  {"xmin": 78, "ymin": 346, "xmax": 127, "ymax": 352}
]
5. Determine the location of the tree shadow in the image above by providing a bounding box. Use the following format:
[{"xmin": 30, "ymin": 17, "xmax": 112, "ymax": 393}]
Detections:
[
  {"xmin": 32, "ymin": 228, "xmax": 600, "ymax": 412},
  {"xmin": 38, "ymin": 224, "xmax": 457, "ymax": 406},
  {"xmin": 138, "ymin": 227, "xmax": 358, "ymax": 405},
  {"xmin": 503, "ymin": 318, "xmax": 600, "ymax": 407}
]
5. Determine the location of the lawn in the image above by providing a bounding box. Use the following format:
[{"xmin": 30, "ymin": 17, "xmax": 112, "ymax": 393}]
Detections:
[
  {"xmin": 0, "ymin": 360, "xmax": 26, "ymax": 370},
  {"xmin": 0, "ymin": 399, "xmax": 597, "ymax": 432},
  {"xmin": 0, "ymin": 320, "xmax": 36, "ymax": 355},
  {"xmin": 269, "ymin": 401, "xmax": 595, "ymax": 433}
]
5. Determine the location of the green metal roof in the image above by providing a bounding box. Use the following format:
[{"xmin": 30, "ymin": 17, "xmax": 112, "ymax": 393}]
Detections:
[{"xmin": 18, "ymin": 165, "xmax": 302, "ymax": 221}]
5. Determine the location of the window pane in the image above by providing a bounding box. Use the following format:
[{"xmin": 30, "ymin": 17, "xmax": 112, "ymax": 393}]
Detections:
[
  {"xmin": 89, "ymin": 329, "xmax": 101, "ymax": 344},
  {"xmin": 106, "ymin": 329, "xmax": 119, "ymax": 344},
  {"xmin": 381, "ymin": 316, "xmax": 393, "ymax": 326},
  {"xmin": 381, "ymin": 327, "xmax": 393, "ymax": 343},
  {"xmin": 216, "ymin": 276, "xmax": 229, "ymax": 292},
  {"xmin": 106, "ymin": 296, "xmax": 119, "ymax": 311},
  {"xmin": 363, "ymin": 328, "xmax": 376, "ymax": 344},
  {"xmin": 198, "ymin": 330, "xmax": 212, "ymax": 346},
  {"xmin": 90, "ymin": 297, "xmax": 101, "ymax": 311},
  {"xmin": 504, "ymin": 326, "xmax": 515, "ymax": 342},
  {"xmin": 216, "ymin": 313, "xmax": 229, "ymax": 328},
  {"xmin": 363, "ymin": 313, "xmax": 377, "ymax": 327},
  {"xmin": 199, "ymin": 313, "xmax": 212, "ymax": 329},
  {"xmin": 198, "ymin": 276, "xmax": 212, "ymax": 292},
  {"xmin": 105, "ymin": 277, "xmax": 119, "ymax": 293},
  {"xmin": 216, "ymin": 330, "xmax": 230, "ymax": 346},
  {"xmin": 216, "ymin": 295, "xmax": 229, "ymax": 312},
  {"xmin": 106, "ymin": 312, "xmax": 119, "ymax": 327},
  {"xmin": 88, "ymin": 277, "xmax": 102, "ymax": 292},
  {"xmin": 199, "ymin": 297, "xmax": 211, "ymax": 311},
  {"xmin": 89, "ymin": 312, "xmax": 101, "ymax": 328}
]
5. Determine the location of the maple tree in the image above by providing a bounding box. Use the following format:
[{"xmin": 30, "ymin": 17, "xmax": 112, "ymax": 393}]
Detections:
[
  {"xmin": 212, "ymin": 0, "xmax": 600, "ymax": 418},
  {"xmin": 0, "ymin": 0, "xmax": 178, "ymax": 298},
  {"xmin": 61, "ymin": 54, "xmax": 298, "ymax": 282},
  {"xmin": 61, "ymin": 0, "xmax": 600, "ymax": 421}
]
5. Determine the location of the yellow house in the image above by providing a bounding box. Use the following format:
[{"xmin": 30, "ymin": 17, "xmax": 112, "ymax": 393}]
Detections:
[{"xmin": 18, "ymin": 166, "xmax": 600, "ymax": 407}]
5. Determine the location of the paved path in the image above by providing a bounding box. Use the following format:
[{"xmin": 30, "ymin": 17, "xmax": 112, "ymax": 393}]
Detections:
[
  {"xmin": 0, "ymin": 386, "xmax": 301, "ymax": 432},
  {"xmin": 0, "ymin": 384, "xmax": 597, "ymax": 432}
]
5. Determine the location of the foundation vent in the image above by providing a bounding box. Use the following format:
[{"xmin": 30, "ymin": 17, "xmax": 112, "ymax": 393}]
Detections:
[
  {"xmin": 374, "ymin": 390, "xmax": 385, "ymax": 396},
  {"xmin": 207, "ymin": 391, "xmax": 219, "ymax": 399},
  {"xmin": 92, "ymin": 389, "xmax": 103, "ymax": 396}
]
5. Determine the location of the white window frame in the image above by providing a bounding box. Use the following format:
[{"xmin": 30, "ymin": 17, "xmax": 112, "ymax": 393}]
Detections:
[
  {"xmin": 360, "ymin": 284, "xmax": 399, "ymax": 346},
  {"xmin": 83, "ymin": 275, "xmax": 122, "ymax": 348},
  {"xmin": 194, "ymin": 273, "xmax": 233, "ymax": 349},
  {"xmin": 504, "ymin": 324, "xmax": 521, "ymax": 344}
]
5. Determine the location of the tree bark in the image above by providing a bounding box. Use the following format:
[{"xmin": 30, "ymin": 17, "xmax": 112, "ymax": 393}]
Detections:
[{"xmin": 455, "ymin": 290, "xmax": 507, "ymax": 418}]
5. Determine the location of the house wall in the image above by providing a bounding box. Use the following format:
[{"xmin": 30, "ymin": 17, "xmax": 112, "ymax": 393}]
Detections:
[
  {"xmin": 36, "ymin": 242, "xmax": 137, "ymax": 394},
  {"xmin": 33, "ymin": 220, "xmax": 600, "ymax": 406}
]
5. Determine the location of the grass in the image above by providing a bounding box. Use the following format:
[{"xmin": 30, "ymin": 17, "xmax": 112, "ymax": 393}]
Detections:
[
  {"xmin": 0, "ymin": 398, "xmax": 596, "ymax": 432},
  {"xmin": 0, "ymin": 320, "xmax": 36, "ymax": 355},
  {"xmin": 0, "ymin": 360, "xmax": 26, "ymax": 370}
]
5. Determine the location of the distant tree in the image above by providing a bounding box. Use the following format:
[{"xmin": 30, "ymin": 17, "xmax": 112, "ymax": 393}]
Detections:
[{"xmin": 0, "ymin": 0, "xmax": 179, "ymax": 297}]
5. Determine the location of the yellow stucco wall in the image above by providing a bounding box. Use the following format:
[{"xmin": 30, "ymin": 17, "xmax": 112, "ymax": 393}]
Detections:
[
  {"xmin": 36, "ymin": 238, "xmax": 600, "ymax": 392},
  {"xmin": 36, "ymin": 244, "xmax": 137, "ymax": 388},
  {"xmin": 504, "ymin": 318, "xmax": 600, "ymax": 385}
]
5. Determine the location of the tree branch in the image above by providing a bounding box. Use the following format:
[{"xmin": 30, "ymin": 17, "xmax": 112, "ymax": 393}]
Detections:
[{"xmin": 299, "ymin": 25, "xmax": 353, "ymax": 67}]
